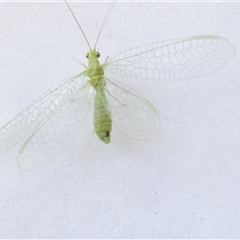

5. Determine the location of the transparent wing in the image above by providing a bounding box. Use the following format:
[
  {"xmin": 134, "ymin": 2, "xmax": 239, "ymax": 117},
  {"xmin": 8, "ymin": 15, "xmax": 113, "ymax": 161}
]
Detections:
[
  {"xmin": 0, "ymin": 72, "xmax": 88, "ymax": 153},
  {"xmin": 105, "ymin": 35, "xmax": 235, "ymax": 80},
  {"xmin": 18, "ymin": 82, "xmax": 93, "ymax": 170},
  {"xmin": 101, "ymin": 77, "xmax": 159, "ymax": 140}
]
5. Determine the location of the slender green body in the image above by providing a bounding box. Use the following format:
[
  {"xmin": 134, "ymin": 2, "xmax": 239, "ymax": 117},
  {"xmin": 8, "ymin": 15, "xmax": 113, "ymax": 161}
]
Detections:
[
  {"xmin": 86, "ymin": 49, "xmax": 112, "ymax": 144},
  {"xmin": 0, "ymin": 0, "xmax": 233, "ymax": 171}
]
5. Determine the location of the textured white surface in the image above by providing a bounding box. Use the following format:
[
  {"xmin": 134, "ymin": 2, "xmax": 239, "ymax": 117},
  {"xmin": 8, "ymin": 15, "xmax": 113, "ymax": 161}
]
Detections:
[{"xmin": 0, "ymin": 1, "xmax": 240, "ymax": 238}]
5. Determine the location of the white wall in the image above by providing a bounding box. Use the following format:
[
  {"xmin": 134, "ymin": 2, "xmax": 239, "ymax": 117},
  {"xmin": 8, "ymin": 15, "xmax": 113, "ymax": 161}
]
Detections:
[{"xmin": 0, "ymin": 1, "xmax": 239, "ymax": 238}]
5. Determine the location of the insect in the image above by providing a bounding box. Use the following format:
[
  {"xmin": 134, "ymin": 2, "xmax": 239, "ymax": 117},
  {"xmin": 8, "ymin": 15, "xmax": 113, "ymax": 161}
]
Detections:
[{"xmin": 0, "ymin": 2, "xmax": 234, "ymax": 170}]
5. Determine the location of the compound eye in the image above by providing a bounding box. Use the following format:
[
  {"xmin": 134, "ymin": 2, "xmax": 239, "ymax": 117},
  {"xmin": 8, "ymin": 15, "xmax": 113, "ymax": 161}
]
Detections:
[
  {"xmin": 96, "ymin": 52, "xmax": 100, "ymax": 58},
  {"xmin": 85, "ymin": 53, "xmax": 89, "ymax": 58}
]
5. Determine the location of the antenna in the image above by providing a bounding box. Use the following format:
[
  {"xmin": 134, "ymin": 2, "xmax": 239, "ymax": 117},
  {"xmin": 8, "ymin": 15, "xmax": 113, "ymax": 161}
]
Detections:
[
  {"xmin": 64, "ymin": 0, "xmax": 91, "ymax": 49},
  {"xmin": 94, "ymin": 3, "xmax": 113, "ymax": 49}
]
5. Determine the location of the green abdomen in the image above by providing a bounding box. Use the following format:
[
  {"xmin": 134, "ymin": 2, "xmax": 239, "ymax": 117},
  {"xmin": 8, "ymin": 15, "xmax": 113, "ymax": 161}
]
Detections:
[{"xmin": 94, "ymin": 88, "xmax": 112, "ymax": 144}]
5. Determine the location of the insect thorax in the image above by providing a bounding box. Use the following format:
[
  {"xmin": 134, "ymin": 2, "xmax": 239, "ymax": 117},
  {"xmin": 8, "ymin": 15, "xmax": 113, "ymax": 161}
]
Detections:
[
  {"xmin": 88, "ymin": 75, "xmax": 104, "ymax": 89},
  {"xmin": 87, "ymin": 64, "xmax": 105, "ymax": 89}
]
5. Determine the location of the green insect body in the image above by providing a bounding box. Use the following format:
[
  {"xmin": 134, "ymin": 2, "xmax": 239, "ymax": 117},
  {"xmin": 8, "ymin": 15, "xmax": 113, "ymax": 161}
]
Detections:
[
  {"xmin": 0, "ymin": 2, "xmax": 234, "ymax": 170},
  {"xmin": 93, "ymin": 88, "xmax": 112, "ymax": 144},
  {"xmin": 86, "ymin": 49, "xmax": 112, "ymax": 144}
]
